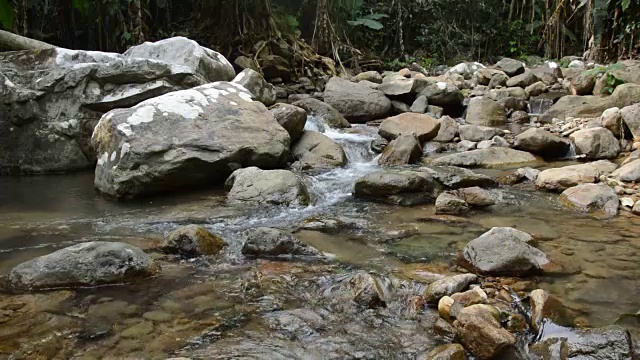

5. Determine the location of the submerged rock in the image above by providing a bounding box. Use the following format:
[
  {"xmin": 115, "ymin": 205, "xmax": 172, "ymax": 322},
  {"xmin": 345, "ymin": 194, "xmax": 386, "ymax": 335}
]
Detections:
[
  {"xmin": 241, "ymin": 227, "xmax": 322, "ymax": 259},
  {"xmin": 530, "ymin": 326, "xmax": 634, "ymax": 360},
  {"xmin": 354, "ymin": 169, "xmax": 441, "ymax": 206},
  {"xmin": 92, "ymin": 82, "xmax": 290, "ymax": 198},
  {"xmin": 232, "ymin": 68, "xmax": 276, "ymax": 106},
  {"xmin": 561, "ymin": 183, "xmax": 619, "ymax": 216},
  {"xmin": 292, "ymin": 131, "xmax": 347, "ymax": 170},
  {"xmin": 454, "ymin": 304, "xmax": 516, "ymax": 359},
  {"xmin": 269, "ymin": 103, "xmax": 307, "ymax": 142},
  {"xmin": 323, "ymin": 77, "xmax": 391, "ymax": 123},
  {"xmin": 226, "ymin": 167, "xmax": 310, "ymax": 206},
  {"xmin": 535, "ymin": 161, "xmax": 618, "ymax": 191},
  {"xmin": 0, "ymin": 37, "xmax": 235, "ymax": 174},
  {"xmin": 432, "ymin": 148, "xmax": 538, "ymax": 168},
  {"xmin": 8, "ymin": 242, "xmax": 159, "ymax": 292},
  {"xmin": 460, "ymin": 227, "xmax": 548, "ymax": 276},
  {"xmin": 161, "ymin": 225, "xmax": 227, "ymax": 257}
]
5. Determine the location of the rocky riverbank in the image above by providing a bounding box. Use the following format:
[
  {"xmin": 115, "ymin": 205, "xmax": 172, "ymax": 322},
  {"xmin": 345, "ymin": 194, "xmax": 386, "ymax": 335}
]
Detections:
[{"xmin": 1, "ymin": 37, "xmax": 640, "ymax": 359}]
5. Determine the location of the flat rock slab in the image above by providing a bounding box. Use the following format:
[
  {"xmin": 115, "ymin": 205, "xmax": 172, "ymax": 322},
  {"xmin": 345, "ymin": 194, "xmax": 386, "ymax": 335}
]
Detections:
[{"xmin": 432, "ymin": 148, "xmax": 539, "ymax": 168}]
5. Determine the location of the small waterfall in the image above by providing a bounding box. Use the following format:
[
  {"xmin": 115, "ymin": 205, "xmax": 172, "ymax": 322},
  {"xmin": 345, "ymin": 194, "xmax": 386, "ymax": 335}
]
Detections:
[
  {"xmin": 527, "ymin": 98, "xmax": 555, "ymax": 121},
  {"xmin": 564, "ymin": 141, "xmax": 577, "ymax": 159}
]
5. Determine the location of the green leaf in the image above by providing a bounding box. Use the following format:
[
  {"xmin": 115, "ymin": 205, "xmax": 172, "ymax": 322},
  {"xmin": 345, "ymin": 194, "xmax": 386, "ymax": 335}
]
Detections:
[
  {"xmin": 348, "ymin": 18, "xmax": 384, "ymax": 30},
  {"xmin": 72, "ymin": 0, "xmax": 90, "ymax": 13},
  {"xmin": 363, "ymin": 13, "xmax": 389, "ymax": 20},
  {"xmin": 0, "ymin": 0, "xmax": 14, "ymax": 30}
]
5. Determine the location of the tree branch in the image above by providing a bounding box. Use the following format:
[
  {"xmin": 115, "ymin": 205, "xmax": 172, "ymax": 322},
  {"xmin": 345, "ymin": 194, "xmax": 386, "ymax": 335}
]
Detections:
[{"xmin": 0, "ymin": 30, "xmax": 55, "ymax": 51}]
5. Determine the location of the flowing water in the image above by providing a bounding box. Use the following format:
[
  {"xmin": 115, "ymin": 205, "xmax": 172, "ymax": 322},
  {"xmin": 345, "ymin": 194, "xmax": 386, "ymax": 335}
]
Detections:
[{"xmin": 0, "ymin": 117, "xmax": 639, "ymax": 358}]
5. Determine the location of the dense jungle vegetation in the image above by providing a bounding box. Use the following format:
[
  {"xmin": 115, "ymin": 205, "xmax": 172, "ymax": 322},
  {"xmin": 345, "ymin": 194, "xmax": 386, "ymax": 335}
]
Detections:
[{"xmin": 0, "ymin": 0, "xmax": 638, "ymax": 67}]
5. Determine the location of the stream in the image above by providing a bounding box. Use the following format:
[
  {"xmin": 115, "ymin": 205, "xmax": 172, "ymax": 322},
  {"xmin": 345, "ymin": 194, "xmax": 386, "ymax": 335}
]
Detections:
[{"xmin": 1, "ymin": 116, "xmax": 639, "ymax": 358}]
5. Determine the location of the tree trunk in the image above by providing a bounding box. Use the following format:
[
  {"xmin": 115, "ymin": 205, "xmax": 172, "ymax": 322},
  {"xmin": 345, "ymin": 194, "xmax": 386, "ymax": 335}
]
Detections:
[
  {"xmin": 0, "ymin": 30, "xmax": 55, "ymax": 51},
  {"xmin": 312, "ymin": 0, "xmax": 331, "ymax": 55},
  {"xmin": 589, "ymin": 0, "xmax": 608, "ymax": 62}
]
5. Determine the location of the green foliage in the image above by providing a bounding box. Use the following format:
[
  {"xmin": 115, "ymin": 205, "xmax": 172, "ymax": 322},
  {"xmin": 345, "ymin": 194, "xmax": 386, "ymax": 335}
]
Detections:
[
  {"xmin": 347, "ymin": 13, "xmax": 388, "ymax": 31},
  {"xmin": 0, "ymin": 0, "xmax": 14, "ymax": 30},
  {"xmin": 585, "ymin": 63, "xmax": 626, "ymax": 94}
]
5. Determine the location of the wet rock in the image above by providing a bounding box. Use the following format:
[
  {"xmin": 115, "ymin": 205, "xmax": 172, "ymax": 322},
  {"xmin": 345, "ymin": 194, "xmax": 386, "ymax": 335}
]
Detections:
[
  {"xmin": 507, "ymin": 71, "xmax": 538, "ymax": 88},
  {"xmin": 410, "ymin": 95, "xmax": 429, "ymax": 113},
  {"xmin": 92, "ymin": 82, "xmax": 290, "ymax": 198},
  {"xmin": 226, "ymin": 167, "xmax": 310, "ymax": 206},
  {"xmin": 324, "ymin": 77, "xmax": 391, "ymax": 123},
  {"xmin": 465, "ymin": 97, "xmax": 507, "ymax": 126},
  {"xmin": 161, "ymin": 225, "xmax": 227, "ymax": 257},
  {"xmin": 232, "ymin": 69, "xmax": 276, "ymax": 106},
  {"xmin": 454, "ymin": 304, "xmax": 516, "ymax": 359},
  {"xmin": 424, "ymin": 343, "xmax": 467, "ymax": 360},
  {"xmin": 379, "ymin": 134, "xmax": 422, "ymax": 166},
  {"xmin": 456, "ymin": 140, "xmax": 477, "ymax": 152},
  {"xmin": 496, "ymin": 58, "xmax": 525, "ymax": 76},
  {"xmin": 561, "ymin": 183, "xmax": 619, "ymax": 216},
  {"xmin": 530, "ymin": 326, "xmax": 634, "ymax": 360},
  {"xmin": 525, "ymin": 81, "xmax": 548, "ymax": 97},
  {"xmin": 458, "ymin": 125, "xmax": 503, "ymax": 142},
  {"xmin": 569, "ymin": 127, "xmax": 620, "ymax": 160},
  {"xmin": 425, "ymin": 273, "xmax": 478, "ymax": 303},
  {"xmin": 434, "ymin": 318, "xmax": 457, "ymax": 339},
  {"xmin": 454, "ymin": 187, "xmax": 495, "ymax": 207},
  {"xmin": 241, "ymin": 227, "xmax": 322, "ymax": 259},
  {"xmin": 611, "ymin": 159, "xmax": 640, "ymax": 182},
  {"xmin": 269, "ymin": 104, "xmax": 307, "ymax": 142},
  {"xmin": 327, "ymin": 272, "xmax": 390, "ymax": 309},
  {"xmin": 435, "ymin": 192, "xmax": 470, "ymax": 215},
  {"xmin": 8, "ymin": 242, "xmax": 159, "ymax": 292},
  {"xmin": 535, "ymin": 160, "xmax": 618, "ymax": 191},
  {"xmin": 292, "ymin": 98, "xmax": 351, "ymax": 129},
  {"xmin": 419, "ymin": 82, "xmax": 464, "ymax": 110},
  {"xmin": 460, "ymin": 227, "xmax": 548, "ymax": 276},
  {"xmin": 510, "ymin": 110, "xmax": 530, "ymax": 123},
  {"xmin": 120, "ymin": 320, "xmax": 154, "ymax": 339},
  {"xmin": 425, "ymin": 166, "xmax": 497, "ymax": 189},
  {"xmin": 621, "ymin": 103, "xmax": 640, "ymax": 141},
  {"xmin": 0, "ymin": 37, "xmax": 235, "ymax": 174},
  {"xmin": 433, "ymin": 116, "xmax": 459, "ymax": 142},
  {"xmin": 355, "ymin": 71, "xmax": 383, "ymax": 84},
  {"xmin": 378, "ymin": 113, "xmax": 441, "ymax": 142},
  {"xmin": 292, "ymin": 131, "xmax": 347, "ymax": 170},
  {"xmin": 370, "ymin": 137, "xmax": 389, "ymax": 153},
  {"xmin": 432, "ymin": 148, "xmax": 538, "ymax": 168},
  {"xmin": 354, "ymin": 169, "xmax": 441, "ymax": 206},
  {"xmin": 514, "ymin": 128, "xmax": 571, "ymax": 158},
  {"xmin": 450, "ymin": 287, "xmax": 488, "ymax": 306},
  {"xmin": 529, "ymin": 289, "xmax": 567, "ymax": 332}
]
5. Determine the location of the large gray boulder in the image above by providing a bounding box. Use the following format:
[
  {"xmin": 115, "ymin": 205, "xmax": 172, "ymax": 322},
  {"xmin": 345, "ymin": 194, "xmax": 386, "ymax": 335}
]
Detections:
[
  {"xmin": 569, "ymin": 127, "xmax": 620, "ymax": 160},
  {"xmin": 424, "ymin": 166, "xmax": 497, "ymax": 189},
  {"xmin": 378, "ymin": 134, "xmax": 422, "ymax": 166},
  {"xmin": 419, "ymin": 81, "xmax": 464, "ymax": 110},
  {"xmin": 535, "ymin": 161, "xmax": 618, "ymax": 191},
  {"xmin": 465, "ymin": 97, "xmax": 507, "ymax": 126},
  {"xmin": 226, "ymin": 167, "xmax": 310, "ymax": 206},
  {"xmin": 461, "ymin": 227, "xmax": 548, "ymax": 276},
  {"xmin": 506, "ymin": 71, "xmax": 538, "ymax": 88},
  {"xmin": 269, "ymin": 104, "xmax": 307, "ymax": 142},
  {"xmin": 530, "ymin": 326, "xmax": 635, "ymax": 360},
  {"xmin": 378, "ymin": 113, "xmax": 441, "ymax": 142},
  {"xmin": 92, "ymin": 82, "xmax": 290, "ymax": 198},
  {"xmin": 611, "ymin": 159, "xmax": 640, "ymax": 182},
  {"xmin": 232, "ymin": 69, "xmax": 276, "ymax": 106},
  {"xmin": 0, "ymin": 37, "xmax": 235, "ymax": 174},
  {"xmin": 432, "ymin": 148, "xmax": 538, "ymax": 168},
  {"xmin": 561, "ymin": 183, "xmax": 619, "ymax": 216},
  {"xmin": 459, "ymin": 124, "xmax": 503, "ymax": 142},
  {"xmin": 323, "ymin": 77, "xmax": 391, "ymax": 123},
  {"xmin": 354, "ymin": 169, "xmax": 441, "ymax": 206},
  {"xmin": 292, "ymin": 131, "xmax": 347, "ymax": 170},
  {"xmin": 620, "ymin": 103, "xmax": 640, "ymax": 141},
  {"xmin": 292, "ymin": 98, "xmax": 351, "ymax": 129},
  {"xmin": 433, "ymin": 116, "xmax": 459, "ymax": 142},
  {"xmin": 496, "ymin": 58, "xmax": 525, "ymax": 76},
  {"xmin": 514, "ymin": 128, "xmax": 571, "ymax": 158},
  {"xmin": 8, "ymin": 242, "xmax": 159, "ymax": 292}
]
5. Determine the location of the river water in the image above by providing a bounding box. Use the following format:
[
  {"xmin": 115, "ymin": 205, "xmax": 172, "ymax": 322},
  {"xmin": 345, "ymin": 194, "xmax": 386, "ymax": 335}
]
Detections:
[{"xmin": 0, "ymin": 116, "xmax": 639, "ymax": 358}]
